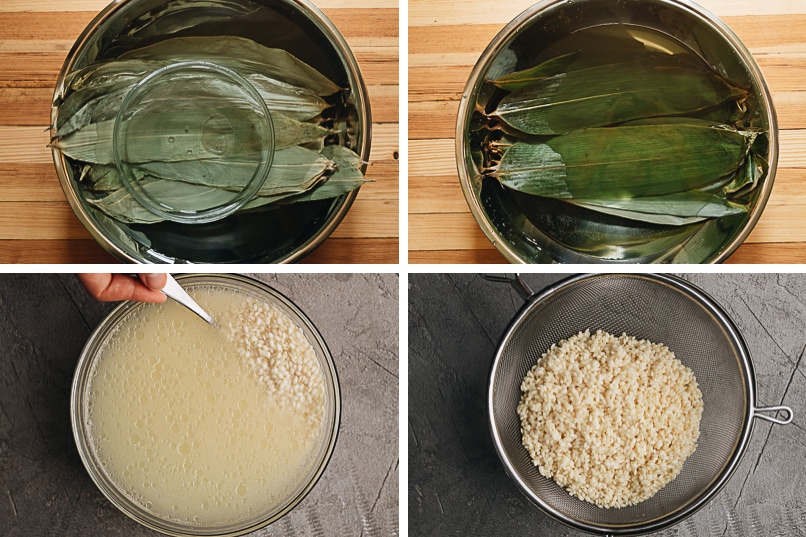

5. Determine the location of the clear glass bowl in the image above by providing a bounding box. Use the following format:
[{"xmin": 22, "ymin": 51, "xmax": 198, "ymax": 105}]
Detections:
[
  {"xmin": 71, "ymin": 274, "xmax": 341, "ymax": 536},
  {"xmin": 456, "ymin": 0, "xmax": 777, "ymax": 264},
  {"xmin": 114, "ymin": 61, "xmax": 275, "ymax": 224}
]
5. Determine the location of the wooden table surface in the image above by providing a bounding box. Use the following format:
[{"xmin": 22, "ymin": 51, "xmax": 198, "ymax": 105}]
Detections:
[
  {"xmin": 409, "ymin": 0, "xmax": 806, "ymax": 264},
  {"xmin": 0, "ymin": 0, "xmax": 398, "ymax": 264}
]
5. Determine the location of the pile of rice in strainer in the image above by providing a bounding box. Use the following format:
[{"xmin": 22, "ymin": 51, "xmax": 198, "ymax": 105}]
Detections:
[{"xmin": 517, "ymin": 329, "xmax": 703, "ymax": 508}]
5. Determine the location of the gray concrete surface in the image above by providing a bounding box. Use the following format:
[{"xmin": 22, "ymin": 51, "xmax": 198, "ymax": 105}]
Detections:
[
  {"xmin": 409, "ymin": 273, "xmax": 806, "ymax": 536},
  {"xmin": 0, "ymin": 273, "xmax": 398, "ymax": 537}
]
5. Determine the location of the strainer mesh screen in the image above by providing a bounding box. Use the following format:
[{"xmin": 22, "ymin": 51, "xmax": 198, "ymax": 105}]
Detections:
[{"xmin": 491, "ymin": 275, "xmax": 750, "ymax": 530}]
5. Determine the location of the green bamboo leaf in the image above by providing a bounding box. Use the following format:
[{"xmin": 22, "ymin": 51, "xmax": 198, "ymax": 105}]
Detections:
[
  {"xmin": 119, "ymin": 36, "xmax": 340, "ymax": 96},
  {"xmin": 533, "ymin": 24, "xmax": 707, "ymax": 74},
  {"xmin": 493, "ymin": 122, "xmax": 751, "ymax": 198},
  {"xmin": 487, "ymin": 52, "xmax": 581, "ymax": 92},
  {"xmin": 492, "ymin": 61, "xmax": 747, "ymax": 135},
  {"xmin": 569, "ymin": 191, "xmax": 747, "ymax": 225},
  {"xmin": 667, "ymin": 211, "xmax": 747, "ymax": 262},
  {"xmin": 723, "ymin": 148, "xmax": 768, "ymax": 195},
  {"xmin": 518, "ymin": 194, "xmax": 702, "ymax": 259}
]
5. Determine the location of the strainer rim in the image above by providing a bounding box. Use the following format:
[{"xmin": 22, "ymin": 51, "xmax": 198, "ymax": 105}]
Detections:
[{"xmin": 487, "ymin": 273, "xmax": 757, "ymax": 535}]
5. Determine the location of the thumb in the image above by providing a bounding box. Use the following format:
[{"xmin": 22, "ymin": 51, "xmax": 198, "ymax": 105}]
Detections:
[{"xmin": 139, "ymin": 273, "xmax": 167, "ymax": 291}]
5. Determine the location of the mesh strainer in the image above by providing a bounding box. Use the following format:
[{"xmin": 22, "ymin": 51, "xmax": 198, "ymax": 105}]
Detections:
[{"xmin": 485, "ymin": 273, "xmax": 793, "ymax": 535}]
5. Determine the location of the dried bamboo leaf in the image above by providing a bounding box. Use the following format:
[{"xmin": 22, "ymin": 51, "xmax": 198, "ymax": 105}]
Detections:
[
  {"xmin": 57, "ymin": 62, "xmax": 153, "ymax": 128},
  {"xmin": 81, "ymin": 146, "xmax": 335, "ymax": 195},
  {"xmin": 299, "ymin": 144, "xmax": 369, "ymax": 199},
  {"xmin": 53, "ymin": 109, "xmax": 328, "ymax": 164},
  {"xmin": 245, "ymin": 73, "xmax": 330, "ymax": 121},
  {"xmin": 242, "ymin": 145, "xmax": 369, "ymax": 209},
  {"xmin": 83, "ymin": 164, "xmax": 124, "ymax": 192},
  {"xmin": 140, "ymin": 147, "xmax": 335, "ymax": 195},
  {"xmin": 570, "ymin": 191, "xmax": 747, "ymax": 225},
  {"xmin": 493, "ymin": 122, "xmax": 751, "ymax": 198},
  {"xmin": 57, "ymin": 66, "xmax": 330, "ymax": 137},
  {"xmin": 119, "ymin": 36, "xmax": 340, "ymax": 96},
  {"xmin": 492, "ymin": 61, "xmax": 747, "ymax": 135},
  {"xmin": 86, "ymin": 178, "xmax": 242, "ymax": 224},
  {"xmin": 86, "ymin": 180, "xmax": 166, "ymax": 224},
  {"xmin": 487, "ymin": 52, "xmax": 581, "ymax": 92},
  {"xmin": 88, "ymin": 205, "xmax": 152, "ymax": 250}
]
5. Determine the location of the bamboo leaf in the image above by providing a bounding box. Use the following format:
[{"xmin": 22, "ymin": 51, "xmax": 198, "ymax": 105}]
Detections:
[
  {"xmin": 57, "ymin": 61, "xmax": 153, "ymax": 129},
  {"xmin": 88, "ymin": 205, "xmax": 152, "ymax": 250},
  {"xmin": 492, "ymin": 61, "xmax": 747, "ymax": 135},
  {"xmin": 569, "ymin": 191, "xmax": 747, "ymax": 225},
  {"xmin": 518, "ymin": 194, "xmax": 702, "ymax": 259},
  {"xmin": 723, "ymin": 151, "xmax": 767, "ymax": 195},
  {"xmin": 86, "ymin": 180, "xmax": 167, "ymax": 224},
  {"xmin": 54, "ymin": 108, "xmax": 328, "ymax": 164},
  {"xmin": 139, "ymin": 146, "xmax": 335, "ymax": 195},
  {"xmin": 242, "ymin": 145, "xmax": 369, "ymax": 209},
  {"xmin": 86, "ymin": 178, "xmax": 242, "ymax": 224},
  {"xmin": 532, "ymin": 24, "xmax": 707, "ymax": 74},
  {"xmin": 493, "ymin": 122, "xmax": 751, "ymax": 198},
  {"xmin": 81, "ymin": 146, "xmax": 335, "ymax": 194},
  {"xmin": 83, "ymin": 164, "xmax": 124, "ymax": 192},
  {"xmin": 119, "ymin": 36, "xmax": 340, "ymax": 96},
  {"xmin": 57, "ymin": 66, "xmax": 330, "ymax": 137},
  {"xmin": 487, "ymin": 52, "xmax": 581, "ymax": 92}
]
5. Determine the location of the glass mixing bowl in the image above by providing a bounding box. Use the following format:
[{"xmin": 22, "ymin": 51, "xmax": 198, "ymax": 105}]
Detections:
[{"xmin": 71, "ymin": 274, "xmax": 341, "ymax": 536}]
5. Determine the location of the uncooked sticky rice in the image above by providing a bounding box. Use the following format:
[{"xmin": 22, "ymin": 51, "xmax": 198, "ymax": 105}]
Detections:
[{"xmin": 517, "ymin": 329, "xmax": 703, "ymax": 508}]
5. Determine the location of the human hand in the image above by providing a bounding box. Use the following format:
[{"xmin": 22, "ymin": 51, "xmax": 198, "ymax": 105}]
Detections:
[{"xmin": 77, "ymin": 274, "xmax": 168, "ymax": 303}]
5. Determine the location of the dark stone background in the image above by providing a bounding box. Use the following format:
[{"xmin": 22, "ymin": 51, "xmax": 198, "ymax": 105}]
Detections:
[
  {"xmin": 409, "ymin": 273, "xmax": 806, "ymax": 536},
  {"xmin": 0, "ymin": 273, "xmax": 398, "ymax": 537}
]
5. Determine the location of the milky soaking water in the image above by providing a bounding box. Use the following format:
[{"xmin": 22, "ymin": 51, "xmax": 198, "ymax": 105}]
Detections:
[{"xmin": 84, "ymin": 286, "xmax": 326, "ymax": 527}]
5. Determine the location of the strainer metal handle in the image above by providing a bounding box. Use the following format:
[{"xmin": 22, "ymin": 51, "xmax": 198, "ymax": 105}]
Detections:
[
  {"xmin": 481, "ymin": 273, "xmax": 535, "ymax": 301},
  {"xmin": 753, "ymin": 405, "xmax": 793, "ymax": 425}
]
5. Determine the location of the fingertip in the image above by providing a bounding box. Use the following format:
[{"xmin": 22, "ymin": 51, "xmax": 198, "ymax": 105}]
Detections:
[{"xmin": 140, "ymin": 273, "xmax": 168, "ymax": 291}]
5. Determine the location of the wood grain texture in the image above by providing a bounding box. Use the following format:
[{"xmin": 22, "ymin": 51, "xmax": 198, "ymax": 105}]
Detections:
[
  {"xmin": 0, "ymin": 0, "xmax": 398, "ymax": 264},
  {"xmin": 409, "ymin": 0, "xmax": 806, "ymax": 264}
]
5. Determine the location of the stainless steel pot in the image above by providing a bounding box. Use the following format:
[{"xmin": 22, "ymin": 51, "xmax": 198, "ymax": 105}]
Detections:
[
  {"xmin": 458, "ymin": 0, "xmax": 777, "ymax": 264},
  {"xmin": 52, "ymin": 0, "xmax": 371, "ymax": 263}
]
